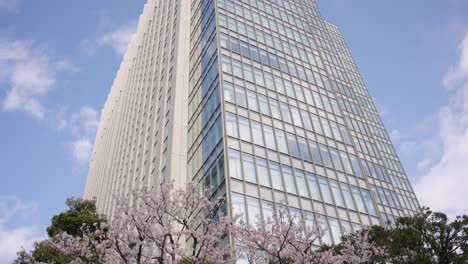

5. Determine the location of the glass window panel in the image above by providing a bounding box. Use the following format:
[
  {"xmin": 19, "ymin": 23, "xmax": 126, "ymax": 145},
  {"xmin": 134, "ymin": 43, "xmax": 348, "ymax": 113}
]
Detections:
[
  {"xmin": 342, "ymin": 183, "xmax": 356, "ymax": 210},
  {"xmin": 270, "ymin": 162, "xmax": 284, "ymax": 191},
  {"xmin": 230, "ymin": 37, "xmax": 240, "ymax": 53},
  {"xmin": 319, "ymin": 177, "xmax": 334, "ymax": 204},
  {"xmin": 340, "ymin": 151, "xmax": 354, "ymax": 174},
  {"xmin": 222, "ymin": 56, "xmax": 232, "ymax": 74},
  {"xmin": 242, "ymin": 153, "xmax": 256, "ymax": 184},
  {"xmin": 321, "ymin": 117, "xmax": 333, "ymax": 138},
  {"xmin": 250, "ymin": 44, "xmax": 260, "ymax": 61},
  {"xmin": 225, "ymin": 112, "xmax": 238, "ymax": 138},
  {"xmin": 258, "ymin": 95, "xmax": 270, "ymax": 116},
  {"xmin": 251, "ymin": 121, "xmax": 264, "ymax": 147},
  {"xmin": 280, "ymin": 102, "xmax": 292, "ymax": 123},
  {"xmin": 329, "ymin": 217, "xmax": 343, "ymax": 244},
  {"xmin": 229, "ymin": 149, "xmax": 242, "ymax": 180},
  {"xmin": 350, "ymin": 155, "xmax": 364, "ymax": 178},
  {"xmin": 330, "ymin": 180, "xmax": 345, "ymax": 208},
  {"xmin": 340, "ymin": 124, "xmax": 351, "ymax": 145},
  {"xmin": 224, "ymin": 81, "xmax": 235, "ymax": 103},
  {"xmin": 317, "ymin": 215, "xmax": 332, "ymax": 245},
  {"xmin": 260, "ymin": 124, "xmax": 274, "ymax": 149},
  {"xmin": 330, "ymin": 148, "xmax": 343, "ymax": 171},
  {"xmin": 320, "ymin": 144, "xmax": 333, "ymax": 168},
  {"xmin": 276, "ymin": 129, "xmax": 288, "ymax": 154},
  {"xmin": 351, "ymin": 186, "xmax": 367, "ymax": 213},
  {"xmin": 300, "ymin": 109, "xmax": 313, "ymax": 131},
  {"xmin": 287, "ymin": 133, "xmax": 300, "ymax": 158},
  {"xmin": 247, "ymin": 90, "xmax": 258, "ymax": 112},
  {"xmin": 362, "ymin": 190, "xmax": 377, "ymax": 216},
  {"xmin": 233, "ymin": 59, "xmax": 243, "ymax": 78},
  {"xmin": 254, "ymin": 68, "xmax": 265, "ymax": 86},
  {"xmin": 291, "ymin": 107, "xmax": 303, "ymax": 127},
  {"xmin": 262, "ymin": 200, "xmax": 274, "ymax": 220},
  {"xmin": 232, "ymin": 193, "xmax": 246, "ymax": 222},
  {"xmin": 310, "ymin": 140, "xmax": 323, "ymax": 165},
  {"xmin": 239, "ymin": 117, "xmax": 251, "ymax": 142},
  {"xmin": 256, "ymin": 157, "xmax": 270, "ymax": 187},
  {"xmin": 312, "ymin": 92, "xmax": 323, "ymax": 109},
  {"xmin": 243, "ymin": 63, "xmax": 254, "ymax": 82},
  {"xmin": 283, "ymin": 165, "xmax": 297, "ymax": 195},
  {"xmin": 247, "ymin": 197, "xmax": 261, "ymax": 225},
  {"xmin": 240, "ymin": 41, "xmax": 250, "ymax": 57},
  {"xmin": 307, "ymin": 172, "xmax": 322, "ymax": 201},
  {"xmin": 297, "ymin": 137, "xmax": 311, "ymax": 162},
  {"xmin": 295, "ymin": 169, "xmax": 309, "ymax": 197},
  {"xmin": 311, "ymin": 114, "xmax": 323, "ymax": 135},
  {"xmin": 270, "ymin": 99, "xmax": 281, "ymax": 119},
  {"xmin": 235, "ymin": 85, "xmax": 247, "ymax": 108},
  {"xmin": 330, "ymin": 122, "xmax": 343, "ymax": 142}
]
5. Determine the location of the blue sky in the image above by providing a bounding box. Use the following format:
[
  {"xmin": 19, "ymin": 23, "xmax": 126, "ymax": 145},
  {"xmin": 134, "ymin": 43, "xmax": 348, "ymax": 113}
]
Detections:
[{"xmin": 0, "ymin": 0, "xmax": 467, "ymax": 262}]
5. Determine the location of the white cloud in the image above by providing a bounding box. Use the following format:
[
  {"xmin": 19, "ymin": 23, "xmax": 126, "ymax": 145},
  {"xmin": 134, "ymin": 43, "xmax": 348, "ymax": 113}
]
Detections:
[
  {"xmin": 443, "ymin": 34, "xmax": 468, "ymax": 89},
  {"xmin": 0, "ymin": 197, "xmax": 43, "ymax": 264},
  {"xmin": 72, "ymin": 138, "xmax": 94, "ymax": 164},
  {"xmin": 80, "ymin": 21, "xmax": 136, "ymax": 56},
  {"xmin": 69, "ymin": 106, "xmax": 100, "ymax": 164},
  {"xmin": 0, "ymin": 0, "xmax": 20, "ymax": 13},
  {"xmin": 414, "ymin": 33, "xmax": 468, "ymax": 217},
  {"xmin": 416, "ymin": 158, "xmax": 432, "ymax": 172},
  {"xmin": 0, "ymin": 38, "xmax": 75, "ymax": 120}
]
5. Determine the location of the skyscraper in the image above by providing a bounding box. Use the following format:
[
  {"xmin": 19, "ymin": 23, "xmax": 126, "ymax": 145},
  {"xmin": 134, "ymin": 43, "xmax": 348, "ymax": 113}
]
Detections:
[{"xmin": 84, "ymin": 0, "xmax": 420, "ymax": 244}]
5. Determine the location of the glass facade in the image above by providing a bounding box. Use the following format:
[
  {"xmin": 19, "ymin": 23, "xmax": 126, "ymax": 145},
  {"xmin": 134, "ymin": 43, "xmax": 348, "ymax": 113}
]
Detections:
[{"xmin": 216, "ymin": 0, "xmax": 420, "ymax": 243}]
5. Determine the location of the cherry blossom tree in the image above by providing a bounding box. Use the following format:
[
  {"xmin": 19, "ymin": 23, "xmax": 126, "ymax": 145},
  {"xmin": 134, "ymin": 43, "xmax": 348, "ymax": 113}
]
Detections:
[
  {"xmin": 46, "ymin": 181, "xmax": 237, "ymax": 264},
  {"xmin": 234, "ymin": 206, "xmax": 386, "ymax": 264}
]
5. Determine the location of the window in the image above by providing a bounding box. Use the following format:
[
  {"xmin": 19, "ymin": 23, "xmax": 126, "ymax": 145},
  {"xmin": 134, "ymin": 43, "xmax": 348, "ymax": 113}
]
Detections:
[
  {"xmin": 276, "ymin": 129, "xmax": 288, "ymax": 154},
  {"xmin": 264, "ymin": 125, "xmax": 276, "ymax": 150},
  {"xmin": 301, "ymin": 110, "xmax": 313, "ymax": 131},
  {"xmin": 247, "ymin": 90, "xmax": 258, "ymax": 112},
  {"xmin": 242, "ymin": 153, "xmax": 256, "ymax": 183},
  {"xmin": 225, "ymin": 112, "xmax": 238, "ymax": 138},
  {"xmin": 247, "ymin": 197, "xmax": 261, "ymax": 225},
  {"xmin": 233, "ymin": 59, "xmax": 243, "ymax": 78},
  {"xmin": 339, "ymin": 124, "xmax": 352, "ymax": 145},
  {"xmin": 330, "ymin": 148, "xmax": 343, "ymax": 171},
  {"xmin": 351, "ymin": 186, "xmax": 367, "ymax": 213},
  {"xmin": 232, "ymin": 193, "xmax": 246, "ymax": 222},
  {"xmin": 254, "ymin": 68, "xmax": 265, "ymax": 86},
  {"xmin": 256, "ymin": 157, "xmax": 270, "ymax": 187},
  {"xmin": 251, "ymin": 121, "xmax": 264, "ymax": 147},
  {"xmin": 362, "ymin": 189, "xmax": 377, "ymax": 216},
  {"xmin": 287, "ymin": 133, "xmax": 300, "ymax": 158},
  {"xmin": 280, "ymin": 102, "xmax": 292, "ymax": 123},
  {"xmin": 228, "ymin": 149, "xmax": 242, "ymax": 180},
  {"xmin": 330, "ymin": 122, "xmax": 343, "ymax": 142},
  {"xmin": 235, "ymin": 85, "xmax": 247, "ymax": 108},
  {"xmin": 330, "ymin": 180, "xmax": 345, "ymax": 207},
  {"xmin": 258, "ymin": 95, "xmax": 270, "ymax": 116},
  {"xmin": 307, "ymin": 173, "xmax": 322, "ymax": 201},
  {"xmin": 340, "ymin": 151, "xmax": 353, "ymax": 174},
  {"xmin": 291, "ymin": 107, "xmax": 303, "ymax": 127},
  {"xmin": 350, "ymin": 155, "xmax": 364, "ymax": 178},
  {"xmin": 320, "ymin": 144, "xmax": 333, "ymax": 168},
  {"xmin": 230, "ymin": 37, "xmax": 240, "ymax": 53},
  {"xmin": 224, "ymin": 81, "xmax": 235, "ymax": 103},
  {"xmin": 298, "ymin": 137, "xmax": 311, "ymax": 162},
  {"xmin": 311, "ymin": 114, "xmax": 323, "ymax": 134},
  {"xmin": 319, "ymin": 177, "xmax": 334, "ymax": 204},
  {"xmin": 222, "ymin": 56, "xmax": 232, "ymax": 74},
  {"xmin": 270, "ymin": 162, "xmax": 284, "ymax": 191},
  {"xmin": 317, "ymin": 215, "xmax": 332, "ymax": 245},
  {"xmin": 321, "ymin": 117, "xmax": 333, "ymax": 138},
  {"xmin": 283, "ymin": 165, "xmax": 297, "ymax": 195},
  {"xmin": 310, "ymin": 140, "xmax": 323, "ymax": 165},
  {"xmin": 295, "ymin": 169, "xmax": 309, "ymax": 197},
  {"xmin": 239, "ymin": 117, "xmax": 251, "ymax": 142},
  {"xmin": 270, "ymin": 99, "xmax": 281, "ymax": 119},
  {"xmin": 262, "ymin": 200, "xmax": 274, "ymax": 220},
  {"xmin": 342, "ymin": 183, "xmax": 356, "ymax": 210},
  {"xmin": 243, "ymin": 63, "xmax": 254, "ymax": 82},
  {"xmin": 329, "ymin": 217, "xmax": 342, "ymax": 244}
]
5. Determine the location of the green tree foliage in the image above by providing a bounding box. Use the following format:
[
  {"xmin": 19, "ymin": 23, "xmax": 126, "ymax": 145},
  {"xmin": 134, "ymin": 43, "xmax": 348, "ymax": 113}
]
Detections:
[
  {"xmin": 14, "ymin": 198, "xmax": 106, "ymax": 264},
  {"xmin": 331, "ymin": 208, "xmax": 468, "ymax": 264},
  {"xmin": 47, "ymin": 197, "xmax": 106, "ymax": 237}
]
